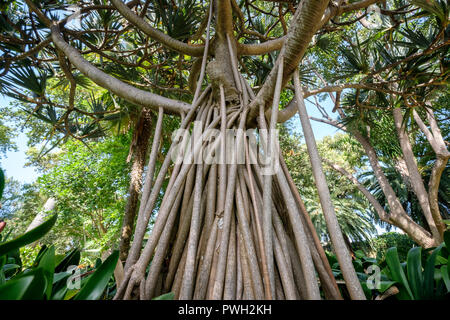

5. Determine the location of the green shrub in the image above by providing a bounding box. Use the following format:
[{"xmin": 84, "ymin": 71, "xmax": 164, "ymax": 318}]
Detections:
[
  {"xmin": 328, "ymin": 231, "xmax": 450, "ymax": 300},
  {"xmin": 372, "ymin": 232, "xmax": 416, "ymax": 261}
]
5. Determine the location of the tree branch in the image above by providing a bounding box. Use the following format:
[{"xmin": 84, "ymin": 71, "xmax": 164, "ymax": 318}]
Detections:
[
  {"xmin": 308, "ymin": 108, "xmax": 437, "ymax": 247},
  {"xmin": 216, "ymin": 0, "xmax": 234, "ymax": 37},
  {"xmin": 350, "ymin": 125, "xmax": 437, "ymax": 247},
  {"xmin": 237, "ymin": 36, "xmax": 286, "ymax": 55},
  {"xmin": 413, "ymin": 109, "xmax": 437, "ymax": 149},
  {"xmin": 50, "ymin": 24, "xmax": 190, "ymax": 115},
  {"xmin": 426, "ymin": 107, "xmax": 449, "ymax": 156},
  {"xmin": 413, "ymin": 107, "xmax": 450, "ymax": 239},
  {"xmin": 247, "ymin": 0, "xmax": 330, "ymax": 121},
  {"xmin": 238, "ymin": 0, "xmax": 382, "ymax": 57},
  {"xmin": 429, "ymin": 155, "xmax": 449, "ymax": 238}
]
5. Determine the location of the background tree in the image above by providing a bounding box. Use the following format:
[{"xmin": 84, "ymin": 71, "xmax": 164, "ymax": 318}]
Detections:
[
  {"xmin": 280, "ymin": 125, "xmax": 377, "ymax": 249},
  {"xmin": 295, "ymin": 0, "xmax": 450, "ymax": 249},
  {"xmin": 0, "ymin": 135, "xmax": 131, "ymax": 260}
]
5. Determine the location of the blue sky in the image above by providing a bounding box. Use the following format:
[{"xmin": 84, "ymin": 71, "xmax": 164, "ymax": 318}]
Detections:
[{"xmin": 1, "ymin": 96, "xmax": 39, "ymax": 184}]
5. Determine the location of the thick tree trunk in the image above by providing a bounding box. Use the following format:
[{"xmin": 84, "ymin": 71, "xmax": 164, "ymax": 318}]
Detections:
[
  {"xmin": 248, "ymin": 0, "xmax": 330, "ymax": 119},
  {"xmin": 392, "ymin": 107, "xmax": 442, "ymax": 243},
  {"xmin": 119, "ymin": 110, "xmax": 153, "ymax": 261}
]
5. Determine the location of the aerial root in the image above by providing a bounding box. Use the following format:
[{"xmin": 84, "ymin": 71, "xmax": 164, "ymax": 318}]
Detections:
[{"xmin": 115, "ymin": 80, "xmax": 342, "ymax": 300}]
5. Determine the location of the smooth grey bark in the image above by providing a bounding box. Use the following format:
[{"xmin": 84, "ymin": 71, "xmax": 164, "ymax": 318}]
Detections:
[
  {"xmin": 179, "ymin": 135, "xmax": 204, "ymax": 299},
  {"xmin": 413, "ymin": 110, "xmax": 442, "ymax": 155},
  {"xmin": 249, "ymin": 0, "xmax": 330, "ymax": 120},
  {"xmin": 261, "ymin": 55, "xmax": 284, "ymax": 299},
  {"xmin": 293, "ymin": 71, "xmax": 366, "ymax": 300},
  {"xmin": 429, "ymin": 155, "xmax": 449, "ymax": 232},
  {"xmin": 258, "ymin": 98, "xmax": 321, "ymax": 300},
  {"xmin": 413, "ymin": 108, "xmax": 450, "ymax": 237},
  {"xmin": 279, "ymin": 155, "xmax": 343, "ymax": 300},
  {"xmin": 211, "ymin": 110, "xmax": 248, "ymax": 300},
  {"xmin": 309, "ymin": 106, "xmax": 440, "ymax": 248},
  {"xmin": 123, "ymin": 89, "xmax": 209, "ymax": 273},
  {"xmin": 274, "ymin": 162, "xmax": 321, "ymax": 299},
  {"xmin": 392, "ymin": 107, "xmax": 442, "ymax": 242}
]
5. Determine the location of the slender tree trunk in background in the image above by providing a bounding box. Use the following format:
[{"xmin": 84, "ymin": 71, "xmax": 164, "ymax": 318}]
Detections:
[
  {"xmin": 110, "ymin": 0, "xmax": 363, "ymax": 301},
  {"xmin": 350, "ymin": 130, "xmax": 438, "ymax": 248},
  {"xmin": 119, "ymin": 110, "xmax": 153, "ymax": 261},
  {"xmin": 318, "ymin": 110, "xmax": 440, "ymax": 249},
  {"xmin": 26, "ymin": 197, "xmax": 57, "ymax": 232},
  {"xmin": 413, "ymin": 107, "xmax": 450, "ymax": 237},
  {"xmin": 25, "ymin": 197, "xmax": 56, "ymax": 247},
  {"xmin": 429, "ymin": 155, "xmax": 450, "ymax": 228}
]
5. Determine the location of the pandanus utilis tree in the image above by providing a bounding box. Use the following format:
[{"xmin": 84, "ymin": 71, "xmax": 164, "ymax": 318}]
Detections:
[{"xmin": 0, "ymin": 0, "xmax": 392, "ymax": 300}]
